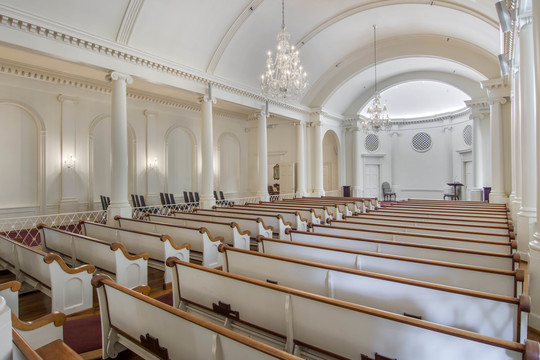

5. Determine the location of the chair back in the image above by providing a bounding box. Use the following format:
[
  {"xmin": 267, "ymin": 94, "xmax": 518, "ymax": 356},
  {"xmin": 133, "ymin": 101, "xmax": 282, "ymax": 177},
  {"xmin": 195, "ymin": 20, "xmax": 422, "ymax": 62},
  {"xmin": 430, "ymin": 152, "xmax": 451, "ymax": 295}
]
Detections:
[
  {"xmin": 159, "ymin": 192, "xmax": 166, "ymax": 205},
  {"xmin": 195, "ymin": 192, "xmax": 200, "ymax": 202},
  {"xmin": 139, "ymin": 195, "xmax": 147, "ymax": 207},
  {"xmin": 183, "ymin": 191, "xmax": 190, "ymax": 203},
  {"xmin": 381, "ymin": 182, "xmax": 391, "ymax": 193},
  {"xmin": 214, "ymin": 191, "xmax": 219, "ymax": 200},
  {"xmin": 188, "ymin": 192, "xmax": 195, "ymax": 203},
  {"xmin": 219, "ymin": 191, "xmax": 225, "ymax": 200},
  {"xmin": 169, "ymin": 193, "xmax": 176, "ymax": 204}
]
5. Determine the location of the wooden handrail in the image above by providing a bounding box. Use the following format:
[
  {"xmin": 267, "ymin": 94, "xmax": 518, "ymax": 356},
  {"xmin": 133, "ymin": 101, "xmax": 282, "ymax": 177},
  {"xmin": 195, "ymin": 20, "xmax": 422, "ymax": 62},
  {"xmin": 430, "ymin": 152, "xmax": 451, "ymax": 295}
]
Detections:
[
  {"xmin": 43, "ymin": 254, "xmax": 96, "ymax": 274},
  {"xmin": 110, "ymin": 243, "xmax": 150, "ymax": 261},
  {"xmin": 12, "ymin": 311, "xmax": 66, "ymax": 331},
  {"xmin": 287, "ymin": 229, "xmax": 514, "ymax": 258},
  {"xmin": 91, "ymin": 274, "xmax": 301, "ymax": 360},
  {"xmin": 0, "ymin": 280, "xmax": 21, "ymax": 292},
  {"xmin": 277, "ymin": 214, "xmax": 293, "ymax": 227},
  {"xmin": 256, "ymin": 218, "xmax": 273, "ymax": 232},
  {"xmin": 256, "ymin": 236, "xmax": 517, "ymax": 276},
  {"xmin": 166, "ymin": 259, "xmax": 527, "ymax": 354},
  {"xmin": 230, "ymin": 222, "xmax": 251, "ymax": 237},
  {"xmin": 312, "ymin": 224, "xmax": 513, "ymax": 248},
  {"xmin": 161, "ymin": 234, "xmax": 191, "ymax": 251},
  {"xmin": 218, "ymin": 244, "xmax": 520, "ymax": 304}
]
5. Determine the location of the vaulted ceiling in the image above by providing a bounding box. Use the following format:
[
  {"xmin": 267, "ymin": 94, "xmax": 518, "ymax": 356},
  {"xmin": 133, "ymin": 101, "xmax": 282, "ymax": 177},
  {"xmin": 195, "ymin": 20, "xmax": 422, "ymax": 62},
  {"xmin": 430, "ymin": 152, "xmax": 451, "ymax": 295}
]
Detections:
[{"xmin": 0, "ymin": 0, "xmax": 502, "ymax": 117}]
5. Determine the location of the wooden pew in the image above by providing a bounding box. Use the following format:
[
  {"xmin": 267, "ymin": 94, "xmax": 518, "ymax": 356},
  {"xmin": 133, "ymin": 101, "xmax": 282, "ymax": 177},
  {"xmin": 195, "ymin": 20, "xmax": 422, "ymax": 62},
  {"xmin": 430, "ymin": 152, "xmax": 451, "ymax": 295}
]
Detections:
[
  {"xmin": 173, "ymin": 210, "xmax": 273, "ymax": 238},
  {"xmin": 311, "ymin": 223, "xmax": 515, "ymax": 254},
  {"xmin": 227, "ymin": 205, "xmax": 312, "ymax": 231},
  {"xmin": 323, "ymin": 196, "xmax": 379, "ymax": 211},
  {"xmin": 389, "ymin": 199, "xmax": 508, "ymax": 211},
  {"xmin": 352, "ymin": 211, "xmax": 511, "ymax": 227},
  {"xmin": 79, "ymin": 220, "xmax": 190, "ymax": 284},
  {"xmin": 145, "ymin": 213, "xmax": 251, "ymax": 250},
  {"xmin": 244, "ymin": 202, "xmax": 335, "ymax": 223},
  {"xmin": 39, "ymin": 225, "xmax": 149, "ymax": 289},
  {"xmin": 114, "ymin": 215, "xmax": 223, "ymax": 268},
  {"xmin": 194, "ymin": 209, "xmax": 293, "ymax": 240},
  {"xmin": 278, "ymin": 198, "xmax": 361, "ymax": 216},
  {"xmin": 257, "ymin": 237, "xmax": 523, "ymax": 297},
  {"xmin": 166, "ymin": 259, "xmax": 538, "ymax": 360},
  {"xmin": 0, "ymin": 280, "xmax": 20, "ymax": 317},
  {"xmin": 285, "ymin": 229, "xmax": 517, "ymax": 270},
  {"xmin": 329, "ymin": 218, "xmax": 514, "ymax": 242},
  {"xmin": 92, "ymin": 274, "xmax": 302, "ymax": 360},
  {"xmin": 372, "ymin": 207, "xmax": 510, "ymax": 221},
  {"xmin": 218, "ymin": 245, "xmax": 529, "ymax": 342},
  {"xmin": 0, "ymin": 235, "xmax": 94, "ymax": 315},
  {"xmin": 346, "ymin": 213, "xmax": 512, "ymax": 234}
]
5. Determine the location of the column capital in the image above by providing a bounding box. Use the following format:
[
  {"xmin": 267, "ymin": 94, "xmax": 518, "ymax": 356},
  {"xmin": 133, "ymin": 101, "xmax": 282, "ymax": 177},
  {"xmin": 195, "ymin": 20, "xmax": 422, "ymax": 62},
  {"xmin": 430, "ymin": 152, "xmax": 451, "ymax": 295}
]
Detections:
[
  {"xmin": 57, "ymin": 94, "xmax": 78, "ymax": 104},
  {"xmin": 198, "ymin": 95, "xmax": 216, "ymax": 105},
  {"xmin": 107, "ymin": 71, "xmax": 133, "ymax": 84},
  {"xmin": 488, "ymin": 97, "xmax": 508, "ymax": 106},
  {"xmin": 518, "ymin": 13, "xmax": 532, "ymax": 30},
  {"xmin": 465, "ymin": 98, "xmax": 490, "ymax": 120},
  {"xmin": 143, "ymin": 110, "xmax": 158, "ymax": 118},
  {"xmin": 481, "ymin": 78, "xmax": 510, "ymax": 99}
]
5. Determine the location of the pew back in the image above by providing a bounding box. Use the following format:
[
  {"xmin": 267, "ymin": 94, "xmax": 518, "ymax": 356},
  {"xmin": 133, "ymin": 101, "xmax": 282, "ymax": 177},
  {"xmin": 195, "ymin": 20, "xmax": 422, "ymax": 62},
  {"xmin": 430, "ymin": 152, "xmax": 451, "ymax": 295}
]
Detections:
[{"xmin": 174, "ymin": 211, "xmax": 273, "ymax": 238}]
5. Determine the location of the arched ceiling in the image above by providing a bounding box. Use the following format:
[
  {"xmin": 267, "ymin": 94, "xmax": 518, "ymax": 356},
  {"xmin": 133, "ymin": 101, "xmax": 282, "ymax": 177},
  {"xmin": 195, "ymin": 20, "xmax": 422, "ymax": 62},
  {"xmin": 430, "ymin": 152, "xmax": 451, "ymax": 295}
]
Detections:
[{"xmin": 0, "ymin": 0, "xmax": 501, "ymax": 117}]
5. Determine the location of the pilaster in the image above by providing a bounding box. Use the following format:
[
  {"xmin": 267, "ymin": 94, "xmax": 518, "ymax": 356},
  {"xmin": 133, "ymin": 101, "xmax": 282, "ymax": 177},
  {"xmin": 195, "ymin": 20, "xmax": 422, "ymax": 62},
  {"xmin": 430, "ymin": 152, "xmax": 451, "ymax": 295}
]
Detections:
[
  {"xmin": 57, "ymin": 94, "xmax": 79, "ymax": 213},
  {"xmin": 295, "ymin": 121, "xmax": 307, "ymax": 197}
]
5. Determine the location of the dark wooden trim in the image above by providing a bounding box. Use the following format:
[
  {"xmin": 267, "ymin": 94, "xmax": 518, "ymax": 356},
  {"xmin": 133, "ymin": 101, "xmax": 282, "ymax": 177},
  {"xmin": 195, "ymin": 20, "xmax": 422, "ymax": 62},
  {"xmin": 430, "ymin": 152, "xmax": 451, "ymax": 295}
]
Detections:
[
  {"xmin": 43, "ymin": 254, "xmax": 96, "ymax": 274},
  {"xmin": 0, "ymin": 280, "xmax": 21, "ymax": 292},
  {"xmin": 12, "ymin": 329, "xmax": 43, "ymax": 360},
  {"xmin": 12, "ymin": 311, "xmax": 66, "ymax": 331}
]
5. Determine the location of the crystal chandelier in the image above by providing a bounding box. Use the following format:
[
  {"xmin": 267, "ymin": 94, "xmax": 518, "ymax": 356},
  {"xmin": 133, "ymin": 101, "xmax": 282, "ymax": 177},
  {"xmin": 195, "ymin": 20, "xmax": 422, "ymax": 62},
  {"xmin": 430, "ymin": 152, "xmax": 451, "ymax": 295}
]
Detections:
[
  {"xmin": 260, "ymin": 0, "xmax": 308, "ymax": 100},
  {"xmin": 361, "ymin": 25, "xmax": 391, "ymax": 132}
]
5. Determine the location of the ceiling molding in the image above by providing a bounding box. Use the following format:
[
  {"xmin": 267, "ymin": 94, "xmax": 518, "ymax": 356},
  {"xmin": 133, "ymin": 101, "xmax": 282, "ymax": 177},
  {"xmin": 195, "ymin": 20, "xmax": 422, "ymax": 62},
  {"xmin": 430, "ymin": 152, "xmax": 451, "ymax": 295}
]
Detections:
[
  {"xmin": 295, "ymin": 0, "xmax": 498, "ymax": 50},
  {"xmin": 116, "ymin": 0, "xmax": 145, "ymax": 45},
  {"xmin": 206, "ymin": 0, "xmax": 263, "ymax": 74}
]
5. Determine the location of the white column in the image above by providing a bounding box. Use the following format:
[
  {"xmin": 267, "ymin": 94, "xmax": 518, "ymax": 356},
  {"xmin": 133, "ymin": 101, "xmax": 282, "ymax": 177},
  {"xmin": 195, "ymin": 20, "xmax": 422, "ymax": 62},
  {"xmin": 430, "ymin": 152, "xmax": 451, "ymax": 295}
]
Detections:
[
  {"xmin": 296, "ymin": 121, "xmax": 307, "ymax": 197},
  {"xmin": 488, "ymin": 97, "xmax": 508, "ymax": 203},
  {"xmin": 528, "ymin": 0, "xmax": 540, "ymax": 330},
  {"xmin": 106, "ymin": 72, "xmax": 133, "ymax": 224},
  {"xmin": 312, "ymin": 121, "xmax": 325, "ymax": 197},
  {"xmin": 199, "ymin": 90, "xmax": 216, "ymax": 209},
  {"xmin": 58, "ymin": 94, "xmax": 79, "ymax": 213},
  {"xmin": 511, "ymin": 68, "xmax": 522, "ymax": 223},
  {"xmin": 465, "ymin": 99, "xmax": 490, "ymax": 201},
  {"xmin": 256, "ymin": 108, "xmax": 269, "ymax": 201},
  {"xmin": 517, "ymin": 12, "xmax": 537, "ymax": 260},
  {"xmin": 351, "ymin": 127, "xmax": 363, "ymax": 197}
]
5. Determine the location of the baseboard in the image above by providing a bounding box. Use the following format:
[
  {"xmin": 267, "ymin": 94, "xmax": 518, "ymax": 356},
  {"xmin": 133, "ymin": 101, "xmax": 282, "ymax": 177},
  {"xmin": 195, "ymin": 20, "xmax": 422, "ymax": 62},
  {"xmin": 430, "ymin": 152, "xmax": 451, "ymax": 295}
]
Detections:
[{"xmin": 529, "ymin": 312, "xmax": 540, "ymax": 332}]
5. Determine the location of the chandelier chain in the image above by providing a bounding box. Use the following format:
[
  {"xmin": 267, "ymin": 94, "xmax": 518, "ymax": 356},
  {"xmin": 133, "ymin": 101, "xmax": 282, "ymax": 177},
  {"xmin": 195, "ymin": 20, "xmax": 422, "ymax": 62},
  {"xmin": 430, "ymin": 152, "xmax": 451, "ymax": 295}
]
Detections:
[
  {"xmin": 282, "ymin": 0, "xmax": 285, "ymax": 29},
  {"xmin": 373, "ymin": 25, "xmax": 377, "ymax": 93}
]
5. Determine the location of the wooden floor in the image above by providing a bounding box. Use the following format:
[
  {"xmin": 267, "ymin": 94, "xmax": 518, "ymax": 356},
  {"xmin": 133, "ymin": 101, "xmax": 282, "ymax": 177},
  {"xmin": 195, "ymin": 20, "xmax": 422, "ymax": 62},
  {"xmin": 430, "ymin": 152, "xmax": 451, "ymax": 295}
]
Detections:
[{"xmin": 3, "ymin": 261, "xmax": 539, "ymax": 359}]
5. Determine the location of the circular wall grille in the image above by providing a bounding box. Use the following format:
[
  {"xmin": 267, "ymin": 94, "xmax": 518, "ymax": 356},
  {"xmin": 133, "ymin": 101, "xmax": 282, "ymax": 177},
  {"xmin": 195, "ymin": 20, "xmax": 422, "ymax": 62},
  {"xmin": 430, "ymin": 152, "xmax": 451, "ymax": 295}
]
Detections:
[
  {"xmin": 412, "ymin": 132, "xmax": 432, "ymax": 152},
  {"xmin": 364, "ymin": 134, "xmax": 379, "ymax": 152},
  {"xmin": 463, "ymin": 125, "xmax": 472, "ymax": 146}
]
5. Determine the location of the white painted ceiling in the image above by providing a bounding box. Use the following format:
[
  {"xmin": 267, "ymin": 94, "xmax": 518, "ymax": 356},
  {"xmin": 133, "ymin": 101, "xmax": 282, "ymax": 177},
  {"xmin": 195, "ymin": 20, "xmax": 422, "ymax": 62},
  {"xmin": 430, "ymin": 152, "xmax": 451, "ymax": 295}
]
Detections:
[{"xmin": 0, "ymin": 0, "xmax": 502, "ymax": 117}]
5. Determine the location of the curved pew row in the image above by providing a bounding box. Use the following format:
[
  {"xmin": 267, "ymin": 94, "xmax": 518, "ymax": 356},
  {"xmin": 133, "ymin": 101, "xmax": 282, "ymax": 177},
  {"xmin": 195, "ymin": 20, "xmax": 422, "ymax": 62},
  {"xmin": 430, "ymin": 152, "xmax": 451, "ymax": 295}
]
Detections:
[
  {"xmin": 323, "ymin": 196, "xmax": 378, "ymax": 211},
  {"xmin": 79, "ymin": 220, "xmax": 190, "ymax": 284},
  {"xmin": 352, "ymin": 211, "xmax": 512, "ymax": 227},
  {"xmin": 346, "ymin": 213, "xmax": 512, "ymax": 234},
  {"xmin": 39, "ymin": 225, "xmax": 148, "ymax": 289},
  {"xmin": 0, "ymin": 235, "xmax": 94, "ymax": 315},
  {"xmin": 166, "ymin": 259, "xmax": 539, "ymax": 360},
  {"xmin": 194, "ymin": 208, "xmax": 294, "ymax": 240},
  {"xmin": 218, "ymin": 245, "xmax": 529, "ymax": 342},
  {"xmin": 329, "ymin": 219, "xmax": 514, "ymax": 242},
  {"xmin": 244, "ymin": 202, "xmax": 335, "ymax": 222},
  {"xmin": 225, "ymin": 205, "xmax": 312, "ymax": 231},
  {"xmin": 387, "ymin": 200, "xmax": 509, "ymax": 212},
  {"xmin": 145, "ymin": 213, "xmax": 251, "ymax": 250},
  {"xmin": 311, "ymin": 223, "xmax": 515, "ymax": 254},
  {"xmin": 257, "ymin": 237, "xmax": 523, "ymax": 297},
  {"xmin": 285, "ymin": 229, "xmax": 518, "ymax": 270},
  {"xmin": 172, "ymin": 210, "xmax": 273, "ymax": 238},
  {"xmin": 92, "ymin": 275, "xmax": 302, "ymax": 360},
  {"xmin": 114, "ymin": 215, "xmax": 223, "ymax": 268},
  {"xmin": 371, "ymin": 207, "xmax": 510, "ymax": 220},
  {"xmin": 278, "ymin": 198, "xmax": 362, "ymax": 215}
]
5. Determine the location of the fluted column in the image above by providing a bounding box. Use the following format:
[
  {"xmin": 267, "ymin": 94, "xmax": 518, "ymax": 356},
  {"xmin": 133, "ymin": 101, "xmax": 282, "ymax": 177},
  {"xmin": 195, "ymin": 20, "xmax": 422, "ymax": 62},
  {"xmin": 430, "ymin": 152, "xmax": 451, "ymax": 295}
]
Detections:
[
  {"xmin": 511, "ymin": 68, "xmax": 522, "ymax": 223},
  {"xmin": 517, "ymin": 12, "xmax": 537, "ymax": 260},
  {"xmin": 296, "ymin": 121, "xmax": 307, "ymax": 197},
  {"xmin": 58, "ymin": 94, "xmax": 79, "ymax": 213},
  {"xmin": 465, "ymin": 99, "xmax": 490, "ymax": 201},
  {"xmin": 199, "ymin": 88, "xmax": 216, "ymax": 209},
  {"xmin": 256, "ymin": 107, "xmax": 269, "ymax": 201},
  {"xmin": 312, "ymin": 121, "xmax": 325, "ymax": 197},
  {"xmin": 481, "ymin": 79, "xmax": 509, "ymax": 204},
  {"xmin": 107, "ymin": 71, "xmax": 133, "ymax": 224},
  {"xmin": 351, "ymin": 127, "xmax": 363, "ymax": 197},
  {"xmin": 528, "ymin": 0, "xmax": 540, "ymax": 330}
]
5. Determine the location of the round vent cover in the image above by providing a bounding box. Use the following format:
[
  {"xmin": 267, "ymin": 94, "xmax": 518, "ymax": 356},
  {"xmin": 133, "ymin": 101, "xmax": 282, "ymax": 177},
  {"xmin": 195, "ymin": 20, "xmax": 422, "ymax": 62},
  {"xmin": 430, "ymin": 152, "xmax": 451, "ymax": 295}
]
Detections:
[
  {"xmin": 364, "ymin": 133, "xmax": 379, "ymax": 152},
  {"xmin": 463, "ymin": 125, "xmax": 472, "ymax": 146},
  {"xmin": 412, "ymin": 132, "xmax": 432, "ymax": 152}
]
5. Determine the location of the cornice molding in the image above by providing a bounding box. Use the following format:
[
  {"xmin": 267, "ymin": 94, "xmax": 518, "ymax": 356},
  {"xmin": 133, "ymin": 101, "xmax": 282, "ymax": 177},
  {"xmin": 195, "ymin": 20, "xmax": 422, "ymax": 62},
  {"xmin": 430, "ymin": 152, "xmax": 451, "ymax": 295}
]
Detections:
[{"xmin": 0, "ymin": 10, "xmax": 311, "ymax": 117}]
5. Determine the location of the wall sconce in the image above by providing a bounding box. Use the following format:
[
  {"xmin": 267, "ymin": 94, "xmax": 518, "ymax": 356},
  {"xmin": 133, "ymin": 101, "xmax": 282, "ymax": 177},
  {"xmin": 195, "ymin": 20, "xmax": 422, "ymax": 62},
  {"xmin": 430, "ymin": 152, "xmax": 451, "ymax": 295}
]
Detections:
[
  {"xmin": 63, "ymin": 154, "xmax": 76, "ymax": 169},
  {"xmin": 148, "ymin": 158, "xmax": 158, "ymax": 170}
]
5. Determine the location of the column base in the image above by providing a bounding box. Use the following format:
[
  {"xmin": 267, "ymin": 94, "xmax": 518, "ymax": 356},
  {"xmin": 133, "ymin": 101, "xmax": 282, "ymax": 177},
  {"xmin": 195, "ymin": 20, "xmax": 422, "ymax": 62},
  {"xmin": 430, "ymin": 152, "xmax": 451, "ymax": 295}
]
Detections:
[
  {"xmin": 351, "ymin": 186, "xmax": 363, "ymax": 198},
  {"xmin": 489, "ymin": 192, "xmax": 508, "ymax": 204},
  {"xmin": 257, "ymin": 192, "xmax": 270, "ymax": 202},
  {"xmin": 528, "ymin": 237, "xmax": 540, "ymax": 330},
  {"xmin": 295, "ymin": 191, "xmax": 307, "ymax": 198},
  {"xmin": 106, "ymin": 202, "xmax": 132, "ymax": 225},
  {"xmin": 59, "ymin": 197, "xmax": 79, "ymax": 213},
  {"xmin": 312, "ymin": 189, "xmax": 325, "ymax": 197},
  {"xmin": 199, "ymin": 195, "xmax": 216, "ymax": 209},
  {"xmin": 516, "ymin": 208, "xmax": 537, "ymax": 260},
  {"xmin": 470, "ymin": 188, "xmax": 483, "ymax": 202},
  {"xmin": 510, "ymin": 197, "xmax": 522, "ymax": 227}
]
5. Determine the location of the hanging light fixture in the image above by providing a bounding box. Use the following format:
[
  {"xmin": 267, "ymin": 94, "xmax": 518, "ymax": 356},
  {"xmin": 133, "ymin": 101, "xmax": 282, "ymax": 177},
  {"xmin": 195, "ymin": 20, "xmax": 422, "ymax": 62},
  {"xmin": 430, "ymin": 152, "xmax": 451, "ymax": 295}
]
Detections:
[
  {"xmin": 361, "ymin": 25, "xmax": 391, "ymax": 133},
  {"xmin": 260, "ymin": 0, "xmax": 308, "ymax": 100}
]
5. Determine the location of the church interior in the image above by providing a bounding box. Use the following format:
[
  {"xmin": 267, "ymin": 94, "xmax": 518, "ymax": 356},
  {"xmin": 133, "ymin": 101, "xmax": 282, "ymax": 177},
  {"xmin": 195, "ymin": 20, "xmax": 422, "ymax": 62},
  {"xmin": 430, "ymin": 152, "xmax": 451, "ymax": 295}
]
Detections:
[{"xmin": 0, "ymin": 0, "xmax": 540, "ymax": 359}]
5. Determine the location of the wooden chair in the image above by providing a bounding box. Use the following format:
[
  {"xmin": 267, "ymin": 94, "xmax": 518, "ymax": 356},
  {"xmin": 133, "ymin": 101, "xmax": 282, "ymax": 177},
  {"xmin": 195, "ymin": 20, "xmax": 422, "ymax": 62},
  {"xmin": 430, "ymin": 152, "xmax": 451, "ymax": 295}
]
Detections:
[
  {"xmin": 381, "ymin": 182, "xmax": 396, "ymax": 201},
  {"xmin": 188, "ymin": 192, "xmax": 195, "ymax": 203},
  {"xmin": 184, "ymin": 191, "xmax": 190, "ymax": 203}
]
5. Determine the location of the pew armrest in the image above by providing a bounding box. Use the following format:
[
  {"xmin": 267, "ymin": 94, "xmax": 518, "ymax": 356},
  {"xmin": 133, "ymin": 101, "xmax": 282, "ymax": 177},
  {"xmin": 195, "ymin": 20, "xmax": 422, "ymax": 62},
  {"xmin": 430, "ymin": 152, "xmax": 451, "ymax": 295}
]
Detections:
[{"xmin": 12, "ymin": 312, "xmax": 65, "ymax": 350}]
